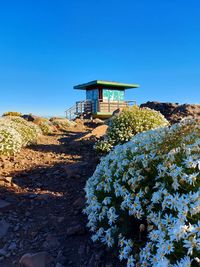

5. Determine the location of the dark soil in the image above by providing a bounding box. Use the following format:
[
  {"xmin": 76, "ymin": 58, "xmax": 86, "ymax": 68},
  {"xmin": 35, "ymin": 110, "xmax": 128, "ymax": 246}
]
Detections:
[{"xmin": 0, "ymin": 127, "xmax": 123, "ymax": 267}]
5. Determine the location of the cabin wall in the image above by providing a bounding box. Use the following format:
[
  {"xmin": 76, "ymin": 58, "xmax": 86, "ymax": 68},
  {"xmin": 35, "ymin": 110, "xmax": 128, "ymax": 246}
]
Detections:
[
  {"xmin": 86, "ymin": 89, "xmax": 98, "ymax": 101},
  {"xmin": 85, "ymin": 87, "xmax": 126, "ymax": 114}
]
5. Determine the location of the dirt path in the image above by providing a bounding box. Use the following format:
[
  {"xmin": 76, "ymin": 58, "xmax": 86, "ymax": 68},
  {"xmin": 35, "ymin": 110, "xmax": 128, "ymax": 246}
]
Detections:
[{"xmin": 0, "ymin": 129, "xmax": 122, "ymax": 267}]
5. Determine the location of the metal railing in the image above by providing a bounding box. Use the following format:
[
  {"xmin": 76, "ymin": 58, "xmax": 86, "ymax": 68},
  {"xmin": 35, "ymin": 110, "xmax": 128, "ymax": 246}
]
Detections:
[
  {"xmin": 65, "ymin": 100, "xmax": 136, "ymax": 120},
  {"xmin": 65, "ymin": 100, "xmax": 93, "ymax": 120}
]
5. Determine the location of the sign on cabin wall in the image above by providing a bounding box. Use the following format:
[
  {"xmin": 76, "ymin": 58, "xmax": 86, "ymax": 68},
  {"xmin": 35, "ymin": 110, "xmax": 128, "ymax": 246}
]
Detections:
[
  {"xmin": 86, "ymin": 89, "xmax": 98, "ymax": 101},
  {"xmin": 103, "ymin": 89, "xmax": 124, "ymax": 102}
]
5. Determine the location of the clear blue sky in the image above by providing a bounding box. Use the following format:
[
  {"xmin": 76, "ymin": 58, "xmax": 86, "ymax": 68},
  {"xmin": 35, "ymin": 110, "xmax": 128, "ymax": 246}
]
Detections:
[{"xmin": 0, "ymin": 0, "xmax": 199, "ymax": 117}]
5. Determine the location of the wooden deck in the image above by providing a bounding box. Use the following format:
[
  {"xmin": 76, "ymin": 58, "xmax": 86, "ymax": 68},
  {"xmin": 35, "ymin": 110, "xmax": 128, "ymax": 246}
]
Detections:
[{"xmin": 66, "ymin": 100, "xmax": 136, "ymax": 120}]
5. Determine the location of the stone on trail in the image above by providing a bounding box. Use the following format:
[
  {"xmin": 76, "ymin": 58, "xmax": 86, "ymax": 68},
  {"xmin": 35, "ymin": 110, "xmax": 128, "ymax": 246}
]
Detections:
[
  {"xmin": 19, "ymin": 252, "xmax": 52, "ymax": 267},
  {"xmin": 63, "ymin": 162, "xmax": 87, "ymax": 178},
  {"xmin": 0, "ymin": 199, "xmax": 11, "ymax": 212},
  {"xmin": 66, "ymin": 224, "xmax": 86, "ymax": 236},
  {"xmin": 80, "ymin": 124, "xmax": 108, "ymax": 140},
  {"xmin": 0, "ymin": 219, "xmax": 9, "ymax": 238},
  {"xmin": 55, "ymin": 263, "xmax": 65, "ymax": 267}
]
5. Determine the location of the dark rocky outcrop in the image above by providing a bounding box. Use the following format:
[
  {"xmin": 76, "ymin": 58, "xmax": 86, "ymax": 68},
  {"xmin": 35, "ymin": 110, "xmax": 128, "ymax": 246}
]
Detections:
[
  {"xmin": 140, "ymin": 101, "xmax": 200, "ymax": 123},
  {"xmin": 22, "ymin": 114, "xmax": 38, "ymax": 122}
]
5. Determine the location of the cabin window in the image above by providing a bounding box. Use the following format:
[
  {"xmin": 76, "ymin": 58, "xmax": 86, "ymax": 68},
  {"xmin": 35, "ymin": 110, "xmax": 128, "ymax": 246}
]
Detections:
[{"xmin": 103, "ymin": 89, "xmax": 124, "ymax": 102}]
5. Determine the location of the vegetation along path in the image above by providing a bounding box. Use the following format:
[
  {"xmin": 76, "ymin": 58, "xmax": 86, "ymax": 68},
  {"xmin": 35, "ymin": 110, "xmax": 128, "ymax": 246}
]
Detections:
[{"xmin": 0, "ymin": 126, "xmax": 122, "ymax": 267}]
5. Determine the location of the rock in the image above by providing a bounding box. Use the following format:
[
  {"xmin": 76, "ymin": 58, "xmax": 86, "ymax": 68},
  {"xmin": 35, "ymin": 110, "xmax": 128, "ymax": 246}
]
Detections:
[
  {"xmin": 140, "ymin": 101, "xmax": 200, "ymax": 124},
  {"xmin": 4, "ymin": 176, "xmax": 13, "ymax": 184},
  {"xmin": 112, "ymin": 107, "xmax": 125, "ymax": 117},
  {"xmin": 73, "ymin": 197, "xmax": 85, "ymax": 210},
  {"xmin": 22, "ymin": 114, "xmax": 38, "ymax": 122},
  {"xmin": 66, "ymin": 224, "xmax": 86, "ymax": 236},
  {"xmin": 170, "ymin": 103, "xmax": 200, "ymax": 123},
  {"xmin": 19, "ymin": 251, "xmax": 52, "ymax": 267},
  {"xmin": 0, "ymin": 219, "xmax": 9, "ymax": 238},
  {"xmin": 78, "ymin": 243, "xmax": 86, "ymax": 256},
  {"xmin": 140, "ymin": 101, "xmax": 178, "ymax": 120},
  {"xmin": 36, "ymin": 194, "xmax": 51, "ymax": 200},
  {"xmin": 0, "ymin": 248, "xmax": 7, "ymax": 257},
  {"xmin": 0, "ymin": 179, "xmax": 5, "ymax": 186},
  {"xmin": 55, "ymin": 263, "xmax": 65, "ymax": 267},
  {"xmin": 81, "ymin": 125, "xmax": 108, "ymax": 140},
  {"xmin": 57, "ymin": 217, "xmax": 64, "ymax": 223},
  {"xmin": 55, "ymin": 251, "xmax": 66, "ymax": 265},
  {"xmin": 74, "ymin": 118, "xmax": 84, "ymax": 125},
  {"xmin": 92, "ymin": 118, "xmax": 105, "ymax": 125},
  {"xmin": 43, "ymin": 234, "xmax": 60, "ymax": 249},
  {"xmin": 105, "ymin": 263, "xmax": 114, "ymax": 267},
  {"xmin": 8, "ymin": 242, "xmax": 17, "ymax": 251},
  {"xmin": 63, "ymin": 162, "xmax": 86, "ymax": 178}
]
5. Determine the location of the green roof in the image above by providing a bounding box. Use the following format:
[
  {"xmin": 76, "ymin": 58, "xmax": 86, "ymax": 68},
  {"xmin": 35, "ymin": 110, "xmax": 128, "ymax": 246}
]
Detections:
[{"xmin": 74, "ymin": 80, "xmax": 139, "ymax": 90}]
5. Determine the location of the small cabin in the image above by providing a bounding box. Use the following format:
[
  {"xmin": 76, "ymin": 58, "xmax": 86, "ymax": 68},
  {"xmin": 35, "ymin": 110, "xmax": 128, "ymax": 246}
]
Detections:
[{"xmin": 66, "ymin": 80, "xmax": 139, "ymax": 120}]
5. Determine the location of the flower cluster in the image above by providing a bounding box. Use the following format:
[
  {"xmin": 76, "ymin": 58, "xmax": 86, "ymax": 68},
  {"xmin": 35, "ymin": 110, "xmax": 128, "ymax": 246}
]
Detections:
[
  {"xmin": 0, "ymin": 116, "xmax": 42, "ymax": 155},
  {"xmin": 0, "ymin": 125, "xmax": 22, "ymax": 155},
  {"xmin": 1, "ymin": 116, "xmax": 39, "ymax": 146},
  {"xmin": 33, "ymin": 118, "xmax": 55, "ymax": 135},
  {"xmin": 84, "ymin": 119, "xmax": 200, "ymax": 266},
  {"xmin": 94, "ymin": 106, "xmax": 169, "ymax": 153}
]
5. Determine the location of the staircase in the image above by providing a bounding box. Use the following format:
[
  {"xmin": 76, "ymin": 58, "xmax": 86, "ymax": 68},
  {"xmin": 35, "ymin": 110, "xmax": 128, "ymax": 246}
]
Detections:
[{"xmin": 65, "ymin": 100, "xmax": 93, "ymax": 120}]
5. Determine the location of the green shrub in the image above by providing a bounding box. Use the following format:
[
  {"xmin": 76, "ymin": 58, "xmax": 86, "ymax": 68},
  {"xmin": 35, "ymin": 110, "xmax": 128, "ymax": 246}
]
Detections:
[
  {"xmin": 94, "ymin": 106, "xmax": 169, "ymax": 153},
  {"xmin": 84, "ymin": 119, "xmax": 200, "ymax": 266},
  {"xmin": 33, "ymin": 118, "xmax": 55, "ymax": 135},
  {"xmin": 2, "ymin": 111, "xmax": 22, "ymax": 117},
  {"xmin": 0, "ymin": 125, "xmax": 22, "ymax": 155},
  {"xmin": 0, "ymin": 117, "xmax": 39, "ymax": 146},
  {"xmin": 37, "ymin": 121, "xmax": 53, "ymax": 135},
  {"xmin": 28, "ymin": 122, "xmax": 43, "ymax": 136},
  {"xmin": 51, "ymin": 118, "xmax": 76, "ymax": 130},
  {"xmin": 51, "ymin": 118, "xmax": 70, "ymax": 130}
]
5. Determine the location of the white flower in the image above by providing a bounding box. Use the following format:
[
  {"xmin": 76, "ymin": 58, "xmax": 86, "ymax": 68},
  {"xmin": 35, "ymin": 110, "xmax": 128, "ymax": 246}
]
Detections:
[
  {"xmin": 107, "ymin": 207, "xmax": 118, "ymax": 226},
  {"xmin": 183, "ymin": 235, "xmax": 200, "ymax": 255}
]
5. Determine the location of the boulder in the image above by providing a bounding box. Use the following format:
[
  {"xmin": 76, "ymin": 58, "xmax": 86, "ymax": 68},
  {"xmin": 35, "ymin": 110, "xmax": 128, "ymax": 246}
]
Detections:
[
  {"xmin": 22, "ymin": 114, "xmax": 38, "ymax": 122},
  {"xmin": 140, "ymin": 101, "xmax": 200, "ymax": 123},
  {"xmin": 19, "ymin": 252, "xmax": 52, "ymax": 267},
  {"xmin": 170, "ymin": 103, "xmax": 200, "ymax": 123},
  {"xmin": 140, "ymin": 101, "xmax": 178, "ymax": 121}
]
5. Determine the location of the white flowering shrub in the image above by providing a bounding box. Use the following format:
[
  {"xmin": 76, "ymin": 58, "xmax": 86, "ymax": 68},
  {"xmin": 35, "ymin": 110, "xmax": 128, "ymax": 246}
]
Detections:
[
  {"xmin": 3, "ymin": 117, "xmax": 38, "ymax": 146},
  {"xmin": 0, "ymin": 125, "xmax": 22, "ymax": 155},
  {"xmin": 33, "ymin": 118, "xmax": 55, "ymax": 135},
  {"xmin": 84, "ymin": 119, "xmax": 200, "ymax": 267},
  {"xmin": 94, "ymin": 106, "xmax": 169, "ymax": 153},
  {"xmin": 0, "ymin": 117, "xmax": 40, "ymax": 147},
  {"xmin": 37, "ymin": 121, "xmax": 53, "ymax": 135},
  {"xmin": 28, "ymin": 122, "xmax": 43, "ymax": 136},
  {"xmin": 51, "ymin": 118, "xmax": 76, "ymax": 130}
]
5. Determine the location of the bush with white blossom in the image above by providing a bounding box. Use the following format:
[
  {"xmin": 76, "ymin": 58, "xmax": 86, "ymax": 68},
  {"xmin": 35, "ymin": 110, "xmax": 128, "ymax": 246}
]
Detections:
[
  {"xmin": 0, "ymin": 116, "xmax": 42, "ymax": 155},
  {"xmin": 0, "ymin": 116, "xmax": 38, "ymax": 146},
  {"xmin": 84, "ymin": 119, "xmax": 200, "ymax": 266},
  {"xmin": 94, "ymin": 106, "xmax": 169, "ymax": 153},
  {"xmin": 0, "ymin": 125, "xmax": 22, "ymax": 155}
]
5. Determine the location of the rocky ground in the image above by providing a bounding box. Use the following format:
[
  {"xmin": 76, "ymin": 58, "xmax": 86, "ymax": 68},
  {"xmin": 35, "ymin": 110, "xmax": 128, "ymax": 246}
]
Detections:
[
  {"xmin": 0, "ymin": 125, "xmax": 122, "ymax": 267},
  {"xmin": 140, "ymin": 101, "xmax": 200, "ymax": 123}
]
